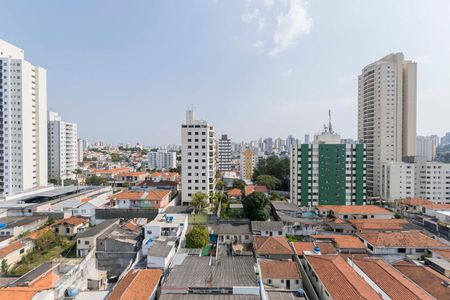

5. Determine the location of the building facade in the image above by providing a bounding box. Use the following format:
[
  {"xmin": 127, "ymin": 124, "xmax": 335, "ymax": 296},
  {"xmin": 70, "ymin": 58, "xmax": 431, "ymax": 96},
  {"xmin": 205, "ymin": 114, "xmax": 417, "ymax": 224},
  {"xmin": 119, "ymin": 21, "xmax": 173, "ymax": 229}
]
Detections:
[
  {"xmin": 290, "ymin": 127, "xmax": 366, "ymax": 206},
  {"xmin": 358, "ymin": 53, "xmax": 417, "ymax": 196},
  {"xmin": 77, "ymin": 138, "xmax": 86, "ymax": 163},
  {"xmin": 218, "ymin": 134, "xmax": 232, "ymax": 172},
  {"xmin": 0, "ymin": 39, "xmax": 48, "ymax": 197},
  {"xmin": 240, "ymin": 148, "xmax": 257, "ymax": 181},
  {"xmin": 416, "ymin": 135, "xmax": 439, "ymax": 161},
  {"xmin": 48, "ymin": 111, "xmax": 78, "ymax": 182},
  {"xmin": 148, "ymin": 149, "xmax": 176, "ymax": 170},
  {"xmin": 181, "ymin": 110, "xmax": 216, "ymax": 205},
  {"xmin": 380, "ymin": 161, "xmax": 415, "ymax": 201}
]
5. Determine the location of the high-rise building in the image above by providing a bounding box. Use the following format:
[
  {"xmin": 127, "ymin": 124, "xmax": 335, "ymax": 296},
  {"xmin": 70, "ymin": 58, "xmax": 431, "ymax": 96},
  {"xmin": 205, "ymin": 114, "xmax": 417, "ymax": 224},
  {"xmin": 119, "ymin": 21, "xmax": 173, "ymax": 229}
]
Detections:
[
  {"xmin": 263, "ymin": 137, "xmax": 273, "ymax": 155},
  {"xmin": 218, "ymin": 134, "xmax": 232, "ymax": 172},
  {"xmin": 240, "ymin": 148, "xmax": 257, "ymax": 181},
  {"xmin": 380, "ymin": 161, "xmax": 415, "ymax": 201},
  {"xmin": 0, "ymin": 40, "xmax": 48, "ymax": 197},
  {"xmin": 181, "ymin": 110, "xmax": 216, "ymax": 205},
  {"xmin": 77, "ymin": 138, "xmax": 86, "ymax": 163},
  {"xmin": 48, "ymin": 112, "xmax": 78, "ymax": 182},
  {"xmin": 441, "ymin": 132, "xmax": 450, "ymax": 146},
  {"xmin": 148, "ymin": 149, "xmax": 176, "ymax": 170},
  {"xmin": 304, "ymin": 134, "xmax": 310, "ymax": 144},
  {"xmin": 358, "ymin": 53, "xmax": 417, "ymax": 196},
  {"xmin": 416, "ymin": 135, "xmax": 439, "ymax": 161},
  {"xmin": 290, "ymin": 117, "xmax": 366, "ymax": 206}
]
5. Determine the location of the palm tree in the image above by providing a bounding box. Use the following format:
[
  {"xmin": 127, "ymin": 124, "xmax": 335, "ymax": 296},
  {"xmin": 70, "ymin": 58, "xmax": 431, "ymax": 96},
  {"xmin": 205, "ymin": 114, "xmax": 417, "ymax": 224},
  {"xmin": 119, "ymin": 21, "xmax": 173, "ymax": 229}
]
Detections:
[{"xmin": 73, "ymin": 168, "xmax": 83, "ymax": 192}]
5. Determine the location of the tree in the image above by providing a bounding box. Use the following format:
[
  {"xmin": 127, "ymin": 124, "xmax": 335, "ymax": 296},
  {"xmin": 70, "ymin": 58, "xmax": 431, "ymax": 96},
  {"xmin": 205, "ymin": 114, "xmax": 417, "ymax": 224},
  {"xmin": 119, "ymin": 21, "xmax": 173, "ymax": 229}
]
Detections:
[
  {"xmin": 232, "ymin": 179, "xmax": 246, "ymax": 190},
  {"xmin": 216, "ymin": 179, "xmax": 224, "ymax": 191},
  {"xmin": 35, "ymin": 231, "xmax": 59, "ymax": 250},
  {"xmin": 1, "ymin": 259, "xmax": 9, "ymax": 274},
  {"xmin": 256, "ymin": 175, "xmax": 281, "ymax": 190},
  {"xmin": 270, "ymin": 192, "xmax": 281, "ymax": 201},
  {"xmin": 252, "ymin": 155, "xmax": 290, "ymax": 191},
  {"xmin": 190, "ymin": 192, "xmax": 208, "ymax": 213},
  {"xmin": 85, "ymin": 175, "xmax": 108, "ymax": 186},
  {"xmin": 185, "ymin": 226, "xmax": 209, "ymax": 248},
  {"xmin": 242, "ymin": 192, "xmax": 269, "ymax": 221}
]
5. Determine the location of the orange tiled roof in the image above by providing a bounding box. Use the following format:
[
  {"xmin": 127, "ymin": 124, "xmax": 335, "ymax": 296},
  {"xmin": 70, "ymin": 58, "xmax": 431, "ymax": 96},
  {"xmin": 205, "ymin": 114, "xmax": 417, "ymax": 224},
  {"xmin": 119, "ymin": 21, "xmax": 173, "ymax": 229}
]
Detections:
[
  {"xmin": 349, "ymin": 219, "xmax": 409, "ymax": 231},
  {"xmin": 149, "ymin": 172, "xmax": 180, "ymax": 178},
  {"xmin": 394, "ymin": 264, "xmax": 450, "ymax": 300},
  {"xmin": 26, "ymin": 226, "xmax": 50, "ymax": 240},
  {"xmin": 245, "ymin": 185, "xmax": 268, "ymax": 195},
  {"xmin": 359, "ymin": 231, "xmax": 448, "ymax": 248},
  {"xmin": 259, "ymin": 260, "xmax": 301, "ymax": 280},
  {"xmin": 315, "ymin": 242, "xmax": 338, "ymax": 255},
  {"xmin": 53, "ymin": 216, "xmax": 88, "ymax": 227},
  {"xmin": 0, "ymin": 241, "xmax": 24, "ymax": 259},
  {"xmin": 0, "ymin": 271, "xmax": 59, "ymax": 300},
  {"xmin": 353, "ymin": 257, "xmax": 434, "ymax": 300},
  {"xmin": 305, "ymin": 255, "xmax": 382, "ymax": 300},
  {"xmin": 108, "ymin": 269, "xmax": 162, "ymax": 300},
  {"xmin": 254, "ymin": 236, "xmax": 293, "ymax": 255},
  {"xmin": 431, "ymin": 248, "xmax": 450, "ymax": 259},
  {"xmin": 398, "ymin": 198, "xmax": 432, "ymax": 206},
  {"xmin": 111, "ymin": 190, "xmax": 170, "ymax": 201},
  {"xmin": 115, "ymin": 171, "xmax": 148, "ymax": 178},
  {"xmin": 421, "ymin": 203, "xmax": 450, "ymax": 211},
  {"xmin": 317, "ymin": 205, "xmax": 393, "ymax": 215},
  {"xmin": 93, "ymin": 167, "xmax": 131, "ymax": 174},
  {"xmin": 292, "ymin": 242, "xmax": 315, "ymax": 255},
  {"xmin": 227, "ymin": 188, "xmax": 242, "ymax": 197},
  {"xmin": 311, "ymin": 235, "xmax": 366, "ymax": 249}
]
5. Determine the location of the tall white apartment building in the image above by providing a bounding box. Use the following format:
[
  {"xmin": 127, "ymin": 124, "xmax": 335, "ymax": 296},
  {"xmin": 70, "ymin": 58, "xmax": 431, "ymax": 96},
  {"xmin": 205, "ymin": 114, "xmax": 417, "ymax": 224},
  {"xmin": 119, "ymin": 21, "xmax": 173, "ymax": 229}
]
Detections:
[
  {"xmin": 77, "ymin": 138, "xmax": 86, "ymax": 163},
  {"xmin": 358, "ymin": 53, "xmax": 417, "ymax": 196},
  {"xmin": 181, "ymin": 110, "xmax": 216, "ymax": 205},
  {"xmin": 380, "ymin": 162, "xmax": 415, "ymax": 201},
  {"xmin": 48, "ymin": 111, "xmax": 78, "ymax": 182},
  {"xmin": 416, "ymin": 135, "xmax": 439, "ymax": 161},
  {"xmin": 0, "ymin": 40, "xmax": 48, "ymax": 197},
  {"xmin": 148, "ymin": 149, "xmax": 176, "ymax": 170},
  {"xmin": 218, "ymin": 134, "xmax": 232, "ymax": 172}
]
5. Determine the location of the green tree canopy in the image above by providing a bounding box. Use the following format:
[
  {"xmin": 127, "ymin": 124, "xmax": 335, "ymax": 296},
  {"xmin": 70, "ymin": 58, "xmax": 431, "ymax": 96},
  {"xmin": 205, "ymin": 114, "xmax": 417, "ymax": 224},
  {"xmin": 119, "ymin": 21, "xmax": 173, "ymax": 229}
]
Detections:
[
  {"xmin": 232, "ymin": 179, "xmax": 246, "ymax": 190},
  {"xmin": 252, "ymin": 155, "xmax": 290, "ymax": 191},
  {"xmin": 242, "ymin": 192, "xmax": 269, "ymax": 221},
  {"xmin": 190, "ymin": 192, "xmax": 208, "ymax": 213},
  {"xmin": 85, "ymin": 175, "xmax": 108, "ymax": 186},
  {"xmin": 185, "ymin": 225, "xmax": 209, "ymax": 248},
  {"xmin": 216, "ymin": 179, "xmax": 224, "ymax": 190},
  {"xmin": 256, "ymin": 175, "xmax": 281, "ymax": 190}
]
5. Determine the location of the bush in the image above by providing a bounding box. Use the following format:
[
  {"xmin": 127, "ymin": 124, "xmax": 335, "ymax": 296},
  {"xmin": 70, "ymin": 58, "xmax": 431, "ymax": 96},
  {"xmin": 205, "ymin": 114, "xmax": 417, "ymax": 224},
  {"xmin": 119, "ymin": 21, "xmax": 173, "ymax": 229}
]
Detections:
[{"xmin": 185, "ymin": 226, "xmax": 209, "ymax": 248}]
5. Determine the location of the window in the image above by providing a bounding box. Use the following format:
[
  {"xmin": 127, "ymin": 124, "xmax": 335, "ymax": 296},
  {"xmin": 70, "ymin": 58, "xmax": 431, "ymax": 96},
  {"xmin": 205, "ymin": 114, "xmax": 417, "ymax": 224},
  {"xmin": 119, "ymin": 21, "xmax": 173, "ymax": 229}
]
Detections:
[
  {"xmin": 397, "ymin": 248, "xmax": 406, "ymax": 253},
  {"xmin": 84, "ymin": 241, "xmax": 89, "ymax": 245}
]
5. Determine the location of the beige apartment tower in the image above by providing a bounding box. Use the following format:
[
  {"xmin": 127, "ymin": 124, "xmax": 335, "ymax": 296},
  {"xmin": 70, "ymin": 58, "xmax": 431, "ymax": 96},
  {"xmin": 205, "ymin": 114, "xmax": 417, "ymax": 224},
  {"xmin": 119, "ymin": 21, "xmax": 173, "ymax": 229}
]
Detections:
[{"xmin": 358, "ymin": 53, "xmax": 417, "ymax": 196}]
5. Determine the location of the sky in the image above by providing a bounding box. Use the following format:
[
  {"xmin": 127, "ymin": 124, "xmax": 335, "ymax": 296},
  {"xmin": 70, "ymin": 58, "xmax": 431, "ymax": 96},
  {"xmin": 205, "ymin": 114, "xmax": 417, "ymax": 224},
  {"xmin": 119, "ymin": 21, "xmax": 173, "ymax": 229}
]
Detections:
[{"xmin": 1, "ymin": 0, "xmax": 450, "ymax": 146}]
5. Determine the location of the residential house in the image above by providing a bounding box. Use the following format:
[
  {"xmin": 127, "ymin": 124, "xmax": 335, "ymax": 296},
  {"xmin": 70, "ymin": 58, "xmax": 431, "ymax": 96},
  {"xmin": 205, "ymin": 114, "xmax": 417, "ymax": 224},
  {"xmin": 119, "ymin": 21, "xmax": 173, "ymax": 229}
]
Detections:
[
  {"xmin": 211, "ymin": 222, "xmax": 252, "ymax": 244},
  {"xmin": 303, "ymin": 255, "xmax": 382, "ymax": 300},
  {"xmin": 291, "ymin": 242, "xmax": 315, "ymax": 258},
  {"xmin": 245, "ymin": 185, "xmax": 268, "ymax": 196},
  {"xmin": 251, "ymin": 221, "xmax": 285, "ymax": 237},
  {"xmin": 348, "ymin": 257, "xmax": 435, "ymax": 300},
  {"xmin": 259, "ymin": 260, "xmax": 302, "ymax": 291},
  {"xmin": 253, "ymin": 236, "xmax": 294, "ymax": 260},
  {"xmin": 324, "ymin": 218, "xmax": 355, "ymax": 234},
  {"xmin": 397, "ymin": 198, "xmax": 432, "ymax": 216},
  {"xmin": 71, "ymin": 196, "xmax": 110, "ymax": 222},
  {"xmin": 110, "ymin": 190, "xmax": 171, "ymax": 210},
  {"xmin": 147, "ymin": 172, "xmax": 180, "ymax": 182},
  {"xmin": 358, "ymin": 230, "xmax": 448, "ymax": 258},
  {"xmin": 0, "ymin": 240, "xmax": 34, "ymax": 271},
  {"xmin": 161, "ymin": 256, "xmax": 259, "ymax": 297},
  {"xmin": 0, "ymin": 216, "xmax": 48, "ymax": 237},
  {"xmin": 107, "ymin": 268, "xmax": 162, "ymax": 300},
  {"xmin": 270, "ymin": 201, "xmax": 322, "ymax": 236},
  {"xmin": 131, "ymin": 180, "xmax": 179, "ymax": 197},
  {"xmin": 227, "ymin": 188, "xmax": 243, "ymax": 200},
  {"xmin": 51, "ymin": 216, "xmax": 89, "ymax": 237},
  {"xmin": 146, "ymin": 236, "xmax": 177, "ymax": 269},
  {"xmin": 349, "ymin": 218, "xmax": 411, "ymax": 232},
  {"xmin": 309, "ymin": 235, "xmax": 366, "ymax": 254},
  {"xmin": 92, "ymin": 167, "xmax": 132, "ymax": 179},
  {"xmin": 425, "ymin": 257, "xmax": 450, "ymax": 278},
  {"xmin": 76, "ymin": 219, "xmax": 119, "ymax": 257},
  {"xmin": 316, "ymin": 205, "xmax": 394, "ymax": 220},
  {"xmin": 113, "ymin": 171, "xmax": 148, "ymax": 187}
]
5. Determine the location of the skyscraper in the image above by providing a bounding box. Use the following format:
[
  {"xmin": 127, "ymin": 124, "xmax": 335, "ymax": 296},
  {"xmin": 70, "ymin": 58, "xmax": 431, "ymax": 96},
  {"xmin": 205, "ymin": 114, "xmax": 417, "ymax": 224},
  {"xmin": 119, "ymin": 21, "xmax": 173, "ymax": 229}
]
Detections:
[
  {"xmin": 0, "ymin": 40, "xmax": 48, "ymax": 197},
  {"xmin": 181, "ymin": 110, "xmax": 216, "ymax": 205},
  {"xmin": 358, "ymin": 53, "xmax": 417, "ymax": 196},
  {"xmin": 218, "ymin": 134, "xmax": 232, "ymax": 171},
  {"xmin": 416, "ymin": 135, "xmax": 439, "ymax": 161},
  {"xmin": 48, "ymin": 112, "xmax": 78, "ymax": 182}
]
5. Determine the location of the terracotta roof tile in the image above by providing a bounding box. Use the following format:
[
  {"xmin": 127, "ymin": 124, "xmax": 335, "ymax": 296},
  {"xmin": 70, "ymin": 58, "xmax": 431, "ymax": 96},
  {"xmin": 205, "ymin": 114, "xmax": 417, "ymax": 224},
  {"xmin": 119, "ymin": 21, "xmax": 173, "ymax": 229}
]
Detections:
[
  {"xmin": 311, "ymin": 235, "xmax": 366, "ymax": 249},
  {"xmin": 259, "ymin": 260, "xmax": 301, "ymax": 280},
  {"xmin": 0, "ymin": 271, "xmax": 59, "ymax": 300},
  {"xmin": 0, "ymin": 240, "xmax": 24, "ymax": 259},
  {"xmin": 305, "ymin": 255, "xmax": 382, "ymax": 300},
  {"xmin": 358, "ymin": 231, "xmax": 448, "ymax": 248},
  {"xmin": 421, "ymin": 203, "xmax": 450, "ymax": 211},
  {"xmin": 93, "ymin": 167, "xmax": 131, "ymax": 174},
  {"xmin": 53, "ymin": 216, "xmax": 88, "ymax": 227},
  {"xmin": 111, "ymin": 190, "xmax": 170, "ymax": 201},
  {"xmin": 398, "ymin": 198, "xmax": 432, "ymax": 206},
  {"xmin": 227, "ymin": 188, "xmax": 242, "ymax": 197},
  {"xmin": 292, "ymin": 242, "xmax": 315, "ymax": 255},
  {"xmin": 115, "ymin": 171, "xmax": 148, "ymax": 178},
  {"xmin": 352, "ymin": 257, "xmax": 434, "ymax": 300},
  {"xmin": 108, "ymin": 269, "xmax": 162, "ymax": 300},
  {"xmin": 432, "ymin": 248, "xmax": 450, "ymax": 260},
  {"xmin": 254, "ymin": 236, "xmax": 293, "ymax": 255},
  {"xmin": 317, "ymin": 205, "xmax": 393, "ymax": 215},
  {"xmin": 349, "ymin": 219, "xmax": 409, "ymax": 231},
  {"xmin": 315, "ymin": 242, "xmax": 337, "ymax": 255},
  {"xmin": 245, "ymin": 185, "xmax": 268, "ymax": 195}
]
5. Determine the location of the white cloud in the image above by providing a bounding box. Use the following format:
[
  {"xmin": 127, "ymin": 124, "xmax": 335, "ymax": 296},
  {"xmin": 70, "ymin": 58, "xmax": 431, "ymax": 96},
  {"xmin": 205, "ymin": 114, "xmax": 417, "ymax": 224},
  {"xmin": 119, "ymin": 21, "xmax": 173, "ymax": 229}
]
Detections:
[
  {"xmin": 241, "ymin": 0, "xmax": 312, "ymax": 56},
  {"xmin": 253, "ymin": 40, "xmax": 264, "ymax": 48},
  {"xmin": 282, "ymin": 69, "xmax": 293, "ymax": 77},
  {"xmin": 269, "ymin": 0, "xmax": 312, "ymax": 56},
  {"xmin": 241, "ymin": 8, "xmax": 259, "ymax": 23}
]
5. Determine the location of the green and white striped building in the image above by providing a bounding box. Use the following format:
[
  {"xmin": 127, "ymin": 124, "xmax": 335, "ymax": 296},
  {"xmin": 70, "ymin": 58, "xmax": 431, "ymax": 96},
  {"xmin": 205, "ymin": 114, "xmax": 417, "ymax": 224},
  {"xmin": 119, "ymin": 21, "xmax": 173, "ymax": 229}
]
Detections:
[{"xmin": 290, "ymin": 129, "xmax": 366, "ymax": 207}]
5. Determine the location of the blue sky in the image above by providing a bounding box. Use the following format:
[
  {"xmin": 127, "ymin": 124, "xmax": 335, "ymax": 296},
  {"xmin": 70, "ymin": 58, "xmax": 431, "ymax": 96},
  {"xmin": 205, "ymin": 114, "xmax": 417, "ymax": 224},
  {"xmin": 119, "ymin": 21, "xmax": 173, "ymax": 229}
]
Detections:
[{"xmin": 1, "ymin": 0, "xmax": 450, "ymax": 146}]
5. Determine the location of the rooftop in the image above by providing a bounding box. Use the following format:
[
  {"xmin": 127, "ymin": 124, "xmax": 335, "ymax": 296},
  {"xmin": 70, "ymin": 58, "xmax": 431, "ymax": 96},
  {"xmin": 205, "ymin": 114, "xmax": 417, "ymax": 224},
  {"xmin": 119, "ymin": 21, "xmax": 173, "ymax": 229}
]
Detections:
[
  {"xmin": 76, "ymin": 219, "xmax": 118, "ymax": 238},
  {"xmin": 135, "ymin": 180, "xmax": 179, "ymax": 187},
  {"xmin": 291, "ymin": 242, "xmax": 315, "ymax": 255},
  {"xmin": 317, "ymin": 205, "xmax": 393, "ymax": 215},
  {"xmin": 259, "ymin": 260, "xmax": 301, "ymax": 280},
  {"xmin": 0, "ymin": 216, "xmax": 46, "ymax": 228},
  {"xmin": 254, "ymin": 236, "xmax": 293, "ymax": 255},
  {"xmin": 358, "ymin": 231, "xmax": 448, "ymax": 248},
  {"xmin": 251, "ymin": 221, "xmax": 284, "ymax": 232},
  {"xmin": 111, "ymin": 190, "xmax": 170, "ymax": 201},
  {"xmin": 147, "ymin": 237, "xmax": 177, "ymax": 257},
  {"xmin": 227, "ymin": 188, "xmax": 243, "ymax": 197},
  {"xmin": 211, "ymin": 223, "xmax": 251, "ymax": 235},
  {"xmin": 351, "ymin": 257, "xmax": 434, "ymax": 300},
  {"xmin": 147, "ymin": 213, "xmax": 187, "ymax": 228},
  {"xmin": 349, "ymin": 219, "xmax": 410, "ymax": 231},
  {"xmin": 398, "ymin": 198, "xmax": 432, "ymax": 206},
  {"xmin": 0, "ymin": 240, "xmax": 27, "ymax": 259},
  {"xmin": 163, "ymin": 256, "xmax": 257, "ymax": 288},
  {"xmin": 107, "ymin": 268, "xmax": 162, "ymax": 300},
  {"xmin": 245, "ymin": 185, "xmax": 268, "ymax": 195},
  {"xmin": 159, "ymin": 295, "xmax": 259, "ymax": 300},
  {"xmin": 305, "ymin": 255, "xmax": 382, "ymax": 300},
  {"xmin": 311, "ymin": 235, "xmax": 366, "ymax": 249},
  {"xmin": 52, "ymin": 216, "xmax": 89, "ymax": 227},
  {"xmin": 270, "ymin": 201, "xmax": 302, "ymax": 213}
]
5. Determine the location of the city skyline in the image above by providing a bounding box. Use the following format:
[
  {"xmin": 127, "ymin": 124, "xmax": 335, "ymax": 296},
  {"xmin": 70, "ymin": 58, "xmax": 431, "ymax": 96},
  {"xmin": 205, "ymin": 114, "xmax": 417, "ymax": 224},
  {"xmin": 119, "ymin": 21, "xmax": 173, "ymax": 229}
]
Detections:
[{"xmin": 1, "ymin": 1, "xmax": 450, "ymax": 145}]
